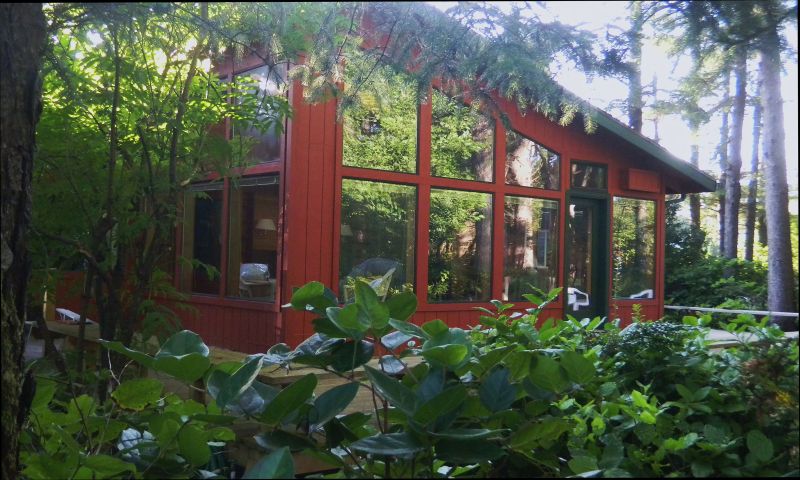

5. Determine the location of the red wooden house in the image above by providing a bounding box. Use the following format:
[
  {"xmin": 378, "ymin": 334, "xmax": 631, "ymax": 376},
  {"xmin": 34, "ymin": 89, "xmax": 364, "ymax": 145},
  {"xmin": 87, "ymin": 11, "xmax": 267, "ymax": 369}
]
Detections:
[
  {"xmin": 44, "ymin": 10, "xmax": 714, "ymax": 353},
  {"xmin": 161, "ymin": 40, "xmax": 716, "ymax": 353}
]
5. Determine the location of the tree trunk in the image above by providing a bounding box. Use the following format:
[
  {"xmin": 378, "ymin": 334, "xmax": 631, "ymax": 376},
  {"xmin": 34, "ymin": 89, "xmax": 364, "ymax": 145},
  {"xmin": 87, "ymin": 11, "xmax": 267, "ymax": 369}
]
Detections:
[
  {"xmin": 744, "ymin": 80, "xmax": 761, "ymax": 262},
  {"xmin": 757, "ymin": 208, "xmax": 767, "ymax": 247},
  {"xmin": 689, "ymin": 140, "xmax": 701, "ymax": 230},
  {"xmin": 723, "ymin": 49, "xmax": 746, "ymax": 259},
  {"xmin": 1, "ymin": 4, "xmax": 46, "ymax": 479},
  {"xmin": 627, "ymin": 1, "xmax": 644, "ymax": 133},
  {"xmin": 759, "ymin": 29, "xmax": 797, "ymax": 326},
  {"xmin": 717, "ymin": 71, "xmax": 730, "ymax": 255}
]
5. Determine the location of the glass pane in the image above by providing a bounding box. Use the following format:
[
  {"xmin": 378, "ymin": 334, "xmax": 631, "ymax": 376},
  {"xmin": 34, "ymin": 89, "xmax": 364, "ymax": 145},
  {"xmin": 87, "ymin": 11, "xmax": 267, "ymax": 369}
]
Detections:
[
  {"xmin": 612, "ymin": 197, "xmax": 656, "ymax": 299},
  {"xmin": 342, "ymin": 65, "xmax": 417, "ymax": 173},
  {"xmin": 227, "ymin": 176, "xmax": 280, "ymax": 301},
  {"xmin": 340, "ymin": 179, "xmax": 416, "ymax": 302},
  {"xmin": 182, "ymin": 184, "xmax": 224, "ymax": 294},
  {"xmin": 232, "ymin": 64, "xmax": 288, "ymax": 164},
  {"xmin": 429, "ymin": 189, "xmax": 492, "ymax": 302},
  {"xmin": 571, "ymin": 162, "xmax": 607, "ymax": 189},
  {"xmin": 504, "ymin": 197, "xmax": 559, "ymax": 301},
  {"xmin": 505, "ymin": 130, "xmax": 560, "ymax": 189},
  {"xmin": 566, "ymin": 201, "xmax": 595, "ymax": 312},
  {"xmin": 431, "ymin": 90, "xmax": 494, "ymax": 182}
]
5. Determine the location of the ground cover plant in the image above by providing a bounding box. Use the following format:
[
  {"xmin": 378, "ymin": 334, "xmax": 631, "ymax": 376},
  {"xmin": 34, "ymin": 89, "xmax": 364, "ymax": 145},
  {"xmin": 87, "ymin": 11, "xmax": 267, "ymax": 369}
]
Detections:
[{"xmin": 21, "ymin": 281, "xmax": 799, "ymax": 478}]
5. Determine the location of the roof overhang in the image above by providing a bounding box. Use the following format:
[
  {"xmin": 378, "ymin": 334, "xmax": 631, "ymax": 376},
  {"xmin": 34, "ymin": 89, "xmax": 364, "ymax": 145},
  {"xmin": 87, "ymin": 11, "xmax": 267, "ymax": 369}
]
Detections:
[{"xmin": 587, "ymin": 108, "xmax": 717, "ymax": 194}]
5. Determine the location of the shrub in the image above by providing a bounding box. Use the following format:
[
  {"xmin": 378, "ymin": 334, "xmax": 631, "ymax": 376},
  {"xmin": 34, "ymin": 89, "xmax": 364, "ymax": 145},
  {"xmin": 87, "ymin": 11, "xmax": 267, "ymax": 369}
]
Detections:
[{"xmin": 21, "ymin": 281, "xmax": 799, "ymax": 478}]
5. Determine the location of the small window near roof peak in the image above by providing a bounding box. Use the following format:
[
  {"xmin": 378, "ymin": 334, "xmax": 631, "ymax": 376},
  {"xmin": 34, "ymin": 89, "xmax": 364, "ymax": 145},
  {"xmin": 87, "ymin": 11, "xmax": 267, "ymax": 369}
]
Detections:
[{"xmin": 571, "ymin": 162, "xmax": 607, "ymax": 190}]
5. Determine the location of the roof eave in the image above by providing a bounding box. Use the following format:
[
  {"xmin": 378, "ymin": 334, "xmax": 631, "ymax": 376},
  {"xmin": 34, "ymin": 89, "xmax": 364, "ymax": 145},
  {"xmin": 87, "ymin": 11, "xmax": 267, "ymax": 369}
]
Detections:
[{"xmin": 588, "ymin": 109, "xmax": 717, "ymax": 193}]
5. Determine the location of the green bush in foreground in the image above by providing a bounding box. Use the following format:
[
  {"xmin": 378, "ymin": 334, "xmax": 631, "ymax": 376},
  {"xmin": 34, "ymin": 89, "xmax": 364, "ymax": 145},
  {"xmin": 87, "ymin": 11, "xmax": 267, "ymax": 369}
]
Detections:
[{"xmin": 21, "ymin": 282, "xmax": 799, "ymax": 478}]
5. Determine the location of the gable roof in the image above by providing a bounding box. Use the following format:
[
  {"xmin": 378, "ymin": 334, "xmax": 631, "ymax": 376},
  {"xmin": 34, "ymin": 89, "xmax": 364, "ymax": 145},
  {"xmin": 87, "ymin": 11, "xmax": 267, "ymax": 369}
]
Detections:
[
  {"xmin": 392, "ymin": 2, "xmax": 718, "ymax": 194},
  {"xmin": 587, "ymin": 106, "xmax": 717, "ymax": 193}
]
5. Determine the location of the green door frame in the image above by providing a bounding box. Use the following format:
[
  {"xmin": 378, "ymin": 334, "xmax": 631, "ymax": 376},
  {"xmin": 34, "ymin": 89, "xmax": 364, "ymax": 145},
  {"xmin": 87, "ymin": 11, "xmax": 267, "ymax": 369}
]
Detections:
[{"xmin": 564, "ymin": 190, "xmax": 611, "ymax": 320}]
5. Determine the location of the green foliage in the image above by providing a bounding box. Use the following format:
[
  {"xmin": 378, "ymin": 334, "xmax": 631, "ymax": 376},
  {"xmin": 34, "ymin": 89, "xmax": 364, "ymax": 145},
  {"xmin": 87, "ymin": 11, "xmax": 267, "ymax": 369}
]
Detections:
[
  {"xmin": 22, "ymin": 280, "xmax": 799, "ymax": 478},
  {"xmin": 663, "ymin": 203, "xmax": 794, "ymax": 328}
]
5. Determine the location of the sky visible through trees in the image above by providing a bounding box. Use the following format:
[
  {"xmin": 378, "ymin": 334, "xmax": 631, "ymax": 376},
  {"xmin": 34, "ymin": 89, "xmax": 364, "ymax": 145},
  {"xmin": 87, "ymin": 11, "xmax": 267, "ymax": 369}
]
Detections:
[{"xmin": 431, "ymin": 1, "xmax": 799, "ymax": 199}]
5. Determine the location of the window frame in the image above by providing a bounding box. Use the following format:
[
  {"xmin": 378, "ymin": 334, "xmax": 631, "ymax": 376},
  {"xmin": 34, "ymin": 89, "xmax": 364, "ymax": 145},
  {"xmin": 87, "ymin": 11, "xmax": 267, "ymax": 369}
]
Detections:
[
  {"xmin": 334, "ymin": 82, "xmax": 564, "ymax": 310},
  {"xmin": 505, "ymin": 127, "xmax": 562, "ymax": 191},
  {"xmin": 177, "ymin": 60, "xmax": 289, "ymax": 312},
  {"xmin": 228, "ymin": 61, "xmax": 291, "ymax": 167},
  {"xmin": 610, "ymin": 195, "xmax": 658, "ymax": 301}
]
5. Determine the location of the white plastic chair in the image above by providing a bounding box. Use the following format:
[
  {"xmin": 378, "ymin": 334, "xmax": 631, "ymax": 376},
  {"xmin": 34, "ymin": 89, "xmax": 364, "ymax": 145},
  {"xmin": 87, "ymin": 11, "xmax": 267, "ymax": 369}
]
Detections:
[{"xmin": 567, "ymin": 287, "xmax": 590, "ymax": 311}]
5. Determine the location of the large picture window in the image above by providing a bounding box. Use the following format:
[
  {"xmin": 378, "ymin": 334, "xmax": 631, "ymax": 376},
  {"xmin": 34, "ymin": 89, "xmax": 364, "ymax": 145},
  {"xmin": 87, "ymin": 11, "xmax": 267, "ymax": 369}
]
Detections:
[
  {"xmin": 227, "ymin": 176, "xmax": 280, "ymax": 301},
  {"xmin": 429, "ymin": 189, "xmax": 493, "ymax": 302},
  {"xmin": 431, "ymin": 90, "xmax": 494, "ymax": 182},
  {"xmin": 612, "ymin": 197, "xmax": 655, "ymax": 299},
  {"xmin": 505, "ymin": 130, "xmax": 560, "ymax": 190},
  {"xmin": 182, "ymin": 182, "xmax": 224, "ymax": 294},
  {"xmin": 342, "ymin": 65, "xmax": 418, "ymax": 173},
  {"xmin": 182, "ymin": 175, "xmax": 281, "ymax": 302},
  {"xmin": 339, "ymin": 65, "xmax": 568, "ymax": 307},
  {"xmin": 339, "ymin": 179, "xmax": 416, "ymax": 302},
  {"xmin": 231, "ymin": 64, "xmax": 288, "ymax": 164},
  {"xmin": 504, "ymin": 196, "xmax": 559, "ymax": 300}
]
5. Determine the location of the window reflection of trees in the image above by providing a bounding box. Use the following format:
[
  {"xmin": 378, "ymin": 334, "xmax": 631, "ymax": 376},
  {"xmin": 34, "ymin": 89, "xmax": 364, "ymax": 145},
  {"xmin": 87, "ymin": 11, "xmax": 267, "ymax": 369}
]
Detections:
[
  {"xmin": 429, "ymin": 189, "xmax": 492, "ymax": 302},
  {"xmin": 571, "ymin": 162, "xmax": 607, "ymax": 189},
  {"xmin": 505, "ymin": 130, "xmax": 560, "ymax": 190},
  {"xmin": 231, "ymin": 64, "xmax": 288, "ymax": 164},
  {"xmin": 339, "ymin": 179, "xmax": 416, "ymax": 295},
  {"xmin": 431, "ymin": 91, "xmax": 494, "ymax": 182},
  {"xmin": 342, "ymin": 65, "xmax": 418, "ymax": 173},
  {"xmin": 504, "ymin": 197, "xmax": 559, "ymax": 300},
  {"xmin": 613, "ymin": 197, "xmax": 655, "ymax": 298}
]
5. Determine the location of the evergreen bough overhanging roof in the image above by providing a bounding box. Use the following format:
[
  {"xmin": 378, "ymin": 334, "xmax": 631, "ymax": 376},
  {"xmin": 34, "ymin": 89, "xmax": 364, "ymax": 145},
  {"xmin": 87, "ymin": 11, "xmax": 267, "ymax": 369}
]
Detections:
[{"xmin": 358, "ymin": 2, "xmax": 717, "ymax": 194}]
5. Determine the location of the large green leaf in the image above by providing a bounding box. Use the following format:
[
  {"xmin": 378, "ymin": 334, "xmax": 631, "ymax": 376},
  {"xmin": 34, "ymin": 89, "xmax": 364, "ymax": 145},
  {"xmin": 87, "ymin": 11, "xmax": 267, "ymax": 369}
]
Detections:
[
  {"xmin": 529, "ymin": 355, "xmax": 569, "ymax": 393},
  {"xmin": 243, "ymin": 447, "xmax": 294, "ymax": 479},
  {"xmin": 435, "ymin": 438, "xmax": 504, "ymax": 464},
  {"xmin": 290, "ymin": 282, "xmax": 337, "ymax": 314},
  {"xmin": 747, "ymin": 430, "xmax": 774, "ymax": 462},
  {"xmin": 152, "ymin": 354, "xmax": 211, "ymax": 383},
  {"xmin": 364, "ymin": 365, "xmax": 417, "ymax": 415},
  {"xmin": 421, "ymin": 327, "xmax": 472, "ymax": 369},
  {"xmin": 510, "ymin": 418, "xmax": 570, "ymax": 449},
  {"xmin": 388, "ymin": 319, "xmax": 428, "ymax": 340},
  {"xmin": 430, "ymin": 428, "xmax": 507, "ymax": 440},
  {"xmin": 99, "ymin": 340, "xmax": 154, "ymax": 369},
  {"xmin": 31, "ymin": 379, "xmax": 56, "ymax": 411},
  {"xmin": 350, "ymin": 433, "xmax": 424, "ymax": 456},
  {"xmin": 326, "ymin": 304, "xmax": 369, "ymax": 340},
  {"xmin": 157, "ymin": 330, "xmax": 210, "ymax": 358},
  {"xmin": 386, "ymin": 291, "xmax": 418, "ymax": 322},
  {"xmin": 111, "ymin": 378, "xmax": 163, "ymax": 411},
  {"xmin": 413, "ymin": 385, "xmax": 466, "ymax": 426},
  {"xmin": 289, "ymin": 281, "xmax": 324, "ymax": 310},
  {"xmin": 215, "ymin": 356, "xmax": 264, "ymax": 409},
  {"xmin": 310, "ymin": 382, "xmax": 360, "ymax": 426},
  {"xmin": 328, "ymin": 339, "xmax": 374, "ymax": 373},
  {"xmin": 568, "ymin": 456, "xmax": 598, "ymax": 475},
  {"xmin": 178, "ymin": 424, "xmax": 211, "ymax": 466},
  {"xmin": 560, "ymin": 351, "xmax": 595, "ymax": 385},
  {"xmin": 479, "ymin": 368, "xmax": 518, "ymax": 413},
  {"xmin": 260, "ymin": 374, "xmax": 318, "ymax": 426},
  {"xmin": 421, "ymin": 344, "xmax": 468, "ymax": 368},
  {"xmin": 311, "ymin": 317, "xmax": 349, "ymax": 338},
  {"xmin": 355, "ymin": 280, "xmax": 390, "ymax": 330},
  {"xmin": 82, "ymin": 455, "xmax": 136, "ymax": 478},
  {"xmin": 421, "ymin": 319, "xmax": 449, "ymax": 337}
]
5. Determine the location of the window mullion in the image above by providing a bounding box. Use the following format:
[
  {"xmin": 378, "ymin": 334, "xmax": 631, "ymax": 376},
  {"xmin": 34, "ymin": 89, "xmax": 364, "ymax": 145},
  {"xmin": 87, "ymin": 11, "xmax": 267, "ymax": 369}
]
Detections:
[{"xmin": 220, "ymin": 177, "xmax": 231, "ymax": 298}]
